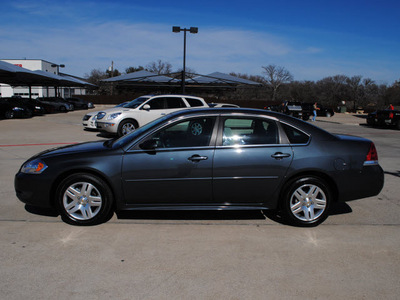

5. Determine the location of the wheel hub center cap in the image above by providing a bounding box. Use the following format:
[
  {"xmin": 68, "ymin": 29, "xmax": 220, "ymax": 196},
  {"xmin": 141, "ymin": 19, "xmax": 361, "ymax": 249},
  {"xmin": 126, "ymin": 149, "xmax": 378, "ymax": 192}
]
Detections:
[
  {"xmin": 304, "ymin": 198, "xmax": 313, "ymax": 207},
  {"xmin": 79, "ymin": 196, "xmax": 88, "ymax": 205}
]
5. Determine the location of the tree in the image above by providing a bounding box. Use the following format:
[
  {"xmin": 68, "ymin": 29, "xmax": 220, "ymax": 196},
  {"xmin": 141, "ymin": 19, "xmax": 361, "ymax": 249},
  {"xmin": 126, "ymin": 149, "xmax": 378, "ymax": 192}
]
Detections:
[
  {"xmin": 316, "ymin": 75, "xmax": 350, "ymax": 107},
  {"xmin": 346, "ymin": 75, "xmax": 363, "ymax": 110},
  {"xmin": 84, "ymin": 68, "xmax": 107, "ymax": 85},
  {"xmin": 146, "ymin": 59, "xmax": 172, "ymax": 74},
  {"xmin": 126, "ymin": 66, "xmax": 144, "ymax": 73},
  {"xmin": 262, "ymin": 65, "xmax": 294, "ymax": 101},
  {"xmin": 106, "ymin": 69, "xmax": 121, "ymax": 78}
]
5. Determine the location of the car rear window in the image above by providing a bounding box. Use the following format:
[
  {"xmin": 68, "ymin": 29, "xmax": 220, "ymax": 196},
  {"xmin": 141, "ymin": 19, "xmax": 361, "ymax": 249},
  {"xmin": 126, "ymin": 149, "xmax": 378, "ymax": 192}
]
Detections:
[
  {"xmin": 281, "ymin": 123, "xmax": 310, "ymax": 144},
  {"xmin": 185, "ymin": 98, "xmax": 204, "ymax": 107},
  {"xmin": 166, "ymin": 97, "xmax": 186, "ymax": 108}
]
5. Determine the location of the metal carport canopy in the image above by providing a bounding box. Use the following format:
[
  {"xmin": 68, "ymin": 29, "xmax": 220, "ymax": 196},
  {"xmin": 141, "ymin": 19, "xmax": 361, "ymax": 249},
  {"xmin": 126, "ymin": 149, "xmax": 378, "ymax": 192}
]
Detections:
[
  {"xmin": 0, "ymin": 60, "xmax": 60, "ymax": 87},
  {"xmin": 102, "ymin": 70, "xmax": 179, "ymax": 84}
]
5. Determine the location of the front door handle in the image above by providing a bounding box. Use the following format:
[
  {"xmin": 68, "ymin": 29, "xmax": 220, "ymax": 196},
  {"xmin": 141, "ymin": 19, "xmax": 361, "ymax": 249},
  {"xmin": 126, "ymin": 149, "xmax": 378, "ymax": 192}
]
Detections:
[
  {"xmin": 271, "ymin": 152, "xmax": 291, "ymax": 160},
  {"xmin": 188, "ymin": 154, "xmax": 208, "ymax": 162}
]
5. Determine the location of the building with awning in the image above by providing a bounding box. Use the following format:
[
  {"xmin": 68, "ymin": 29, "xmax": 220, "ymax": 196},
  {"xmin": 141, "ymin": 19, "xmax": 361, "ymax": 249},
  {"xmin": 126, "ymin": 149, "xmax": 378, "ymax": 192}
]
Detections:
[{"xmin": 0, "ymin": 59, "xmax": 94, "ymax": 98}]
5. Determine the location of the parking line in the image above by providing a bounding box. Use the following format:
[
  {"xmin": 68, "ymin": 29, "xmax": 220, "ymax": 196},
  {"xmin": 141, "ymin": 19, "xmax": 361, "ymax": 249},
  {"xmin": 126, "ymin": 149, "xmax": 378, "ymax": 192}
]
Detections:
[{"xmin": 0, "ymin": 142, "xmax": 76, "ymax": 147}]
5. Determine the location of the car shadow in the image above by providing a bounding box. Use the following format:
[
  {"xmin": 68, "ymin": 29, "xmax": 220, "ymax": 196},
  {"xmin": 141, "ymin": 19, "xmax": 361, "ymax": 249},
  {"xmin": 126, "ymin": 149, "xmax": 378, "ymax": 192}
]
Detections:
[
  {"xmin": 329, "ymin": 202, "xmax": 352, "ymax": 216},
  {"xmin": 116, "ymin": 210, "xmax": 267, "ymax": 221},
  {"xmin": 24, "ymin": 202, "xmax": 353, "ymax": 225},
  {"xmin": 96, "ymin": 132, "xmax": 115, "ymax": 138},
  {"xmin": 25, "ymin": 205, "xmax": 59, "ymax": 217},
  {"xmin": 384, "ymin": 170, "xmax": 400, "ymax": 178},
  {"xmin": 116, "ymin": 203, "xmax": 353, "ymax": 225}
]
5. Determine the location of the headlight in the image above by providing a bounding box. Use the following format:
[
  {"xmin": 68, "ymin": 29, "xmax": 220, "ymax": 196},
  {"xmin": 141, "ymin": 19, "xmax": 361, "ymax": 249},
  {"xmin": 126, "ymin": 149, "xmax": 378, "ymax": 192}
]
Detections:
[
  {"xmin": 13, "ymin": 107, "xmax": 23, "ymax": 111},
  {"xmin": 21, "ymin": 159, "xmax": 48, "ymax": 174},
  {"xmin": 107, "ymin": 112, "xmax": 121, "ymax": 120}
]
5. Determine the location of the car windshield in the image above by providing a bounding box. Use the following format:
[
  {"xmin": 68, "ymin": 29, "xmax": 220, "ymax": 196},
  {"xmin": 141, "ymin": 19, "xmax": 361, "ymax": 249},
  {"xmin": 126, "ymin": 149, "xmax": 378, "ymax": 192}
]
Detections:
[
  {"xmin": 122, "ymin": 97, "xmax": 150, "ymax": 109},
  {"xmin": 110, "ymin": 114, "xmax": 170, "ymax": 149}
]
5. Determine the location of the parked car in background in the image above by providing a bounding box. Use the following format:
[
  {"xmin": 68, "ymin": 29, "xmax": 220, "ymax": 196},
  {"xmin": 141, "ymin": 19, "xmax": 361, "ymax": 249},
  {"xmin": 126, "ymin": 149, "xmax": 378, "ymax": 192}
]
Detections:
[
  {"xmin": 82, "ymin": 102, "xmax": 130, "ymax": 130},
  {"xmin": 268, "ymin": 101, "xmax": 309, "ymax": 120},
  {"xmin": 0, "ymin": 98, "xmax": 33, "ymax": 119},
  {"xmin": 95, "ymin": 95, "xmax": 208, "ymax": 136},
  {"xmin": 65, "ymin": 97, "xmax": 94, "ymax": 110},
  {"xmin": 15, "ymin": 108, "xmax": 384, "ymax": 227},
  {"xmin": 367, "ymin": 107, "xmax": 400, "ymax": 130},
  {"xmin": 3, "ymin": 97, "xmax": 45, "ymax": 116},
  {"xmin": 302, "ymin": 103, "xmax": 335, "ymax": 118},
  {"xmin": 208, "ymin": 103, "xmax": 240, "ymax": 108},
  {"xmin": 36, "ymin": 97, "xmax": 73, "ymax": 112}
]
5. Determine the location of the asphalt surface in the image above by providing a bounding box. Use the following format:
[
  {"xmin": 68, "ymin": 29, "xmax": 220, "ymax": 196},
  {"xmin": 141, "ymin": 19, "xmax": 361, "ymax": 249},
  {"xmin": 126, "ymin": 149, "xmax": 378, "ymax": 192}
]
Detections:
[{"xmin": 0, "ymin": 108, "xmax": 399, "ymax": 299}]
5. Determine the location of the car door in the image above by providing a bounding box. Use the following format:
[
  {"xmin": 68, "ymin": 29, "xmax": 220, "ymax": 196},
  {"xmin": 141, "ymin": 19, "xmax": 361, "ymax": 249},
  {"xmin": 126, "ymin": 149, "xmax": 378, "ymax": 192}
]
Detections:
[
  {"xmin": 138, "ymin": 97, "xmax": 187, "ymax": 125},
  {"xmin": 212, "ymin": 116, "xmax": 293, "ymax": 205},
  {"xmin": 121, "ymin": 116, "xmax": 217, "ymax": 204}
]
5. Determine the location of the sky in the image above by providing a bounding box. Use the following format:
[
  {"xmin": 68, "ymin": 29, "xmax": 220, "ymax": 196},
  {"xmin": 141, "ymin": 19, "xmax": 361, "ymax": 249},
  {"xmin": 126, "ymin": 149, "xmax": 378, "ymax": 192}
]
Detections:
[{"xmin": 1, "ymin": 0, "xmax": 399, "ymax": 84}]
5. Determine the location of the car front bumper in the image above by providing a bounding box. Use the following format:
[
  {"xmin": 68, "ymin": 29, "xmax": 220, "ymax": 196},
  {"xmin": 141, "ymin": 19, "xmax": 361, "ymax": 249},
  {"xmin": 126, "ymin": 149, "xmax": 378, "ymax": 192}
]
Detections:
[
  {"xmin": 96, "ymin": 121, "xmax": 118, "ymax": 133},
  {"xmin": 14, "ymin": 172, "xmax": 53, "ymax": 208}
]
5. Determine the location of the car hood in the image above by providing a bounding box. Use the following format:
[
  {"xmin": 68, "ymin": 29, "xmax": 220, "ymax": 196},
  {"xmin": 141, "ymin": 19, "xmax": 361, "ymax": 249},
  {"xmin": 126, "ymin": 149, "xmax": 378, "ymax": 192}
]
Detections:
[{"xmin": 31, "ymin": 140, "xmax": 112, "ymax": 159}]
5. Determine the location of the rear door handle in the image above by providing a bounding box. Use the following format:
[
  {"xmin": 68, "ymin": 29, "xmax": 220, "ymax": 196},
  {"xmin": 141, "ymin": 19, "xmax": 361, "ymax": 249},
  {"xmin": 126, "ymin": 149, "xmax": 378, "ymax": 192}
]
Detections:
[
  {"xmin": 271, "ymin": 152, "xmax": 291, "ymax": 160},
  {"xmin": 188, "ymin": 155, "xmax": 208, "ymax": 162}
]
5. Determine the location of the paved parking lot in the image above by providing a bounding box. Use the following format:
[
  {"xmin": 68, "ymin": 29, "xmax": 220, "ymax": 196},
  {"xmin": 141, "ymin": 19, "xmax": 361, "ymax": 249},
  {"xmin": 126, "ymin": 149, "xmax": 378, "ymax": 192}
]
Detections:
[{"xmin": 1, "ymin": 109, "xmax": 399, "ymax": 299}]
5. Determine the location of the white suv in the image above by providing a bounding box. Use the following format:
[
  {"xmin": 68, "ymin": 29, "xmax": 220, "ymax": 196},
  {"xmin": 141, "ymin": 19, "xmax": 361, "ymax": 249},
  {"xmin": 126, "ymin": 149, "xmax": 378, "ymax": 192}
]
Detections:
[{"xmin": 95, "ymin": 95, "xmax": 208, "ymax": 136}]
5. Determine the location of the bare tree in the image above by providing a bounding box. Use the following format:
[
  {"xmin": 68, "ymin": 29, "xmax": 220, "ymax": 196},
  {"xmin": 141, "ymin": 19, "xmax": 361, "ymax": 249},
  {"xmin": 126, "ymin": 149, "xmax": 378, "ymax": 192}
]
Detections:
[
  {"xmin": 346, "ymin": 75, "xmax": 363, "ymax": 110},
  {"xmin": 146, "ymin": 59, "xmax": 173, "ymax": 74},
  {"xmin": 262, "ymin": 65, "xmax": 293, "ymax": 101},
  {"xmin": 126, "ymin": 66, "xmax": 144, "ymax": 73}
]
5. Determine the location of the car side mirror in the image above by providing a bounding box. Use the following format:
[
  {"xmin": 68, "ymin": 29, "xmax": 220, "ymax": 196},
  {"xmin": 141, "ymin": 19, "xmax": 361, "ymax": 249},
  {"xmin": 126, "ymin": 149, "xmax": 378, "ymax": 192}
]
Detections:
[
  {"xmin": 139, "ymin": 139, "xmax": 158, "ymax": 150},
  {"xmin": 142, "ymin": 104, "xmax": 151, "ymax": 111}
]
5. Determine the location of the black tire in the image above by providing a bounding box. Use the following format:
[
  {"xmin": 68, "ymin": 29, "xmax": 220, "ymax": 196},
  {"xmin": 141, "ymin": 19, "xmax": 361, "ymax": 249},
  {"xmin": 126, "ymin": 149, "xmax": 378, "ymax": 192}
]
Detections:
[
  {"xmin": 281, "ymin": 176, "xmax": 331, "ymax": 227},
  {"xmin": 59, "ymin": 105, "xmax": 67, "ymax": 112},
  {"xmin": 118, "ymin": 119, "xmax": 138, "ymax": 136},
  {"xmin": 396, "ymin": 121, "xmax": 400, "ymax": 130},
  {"xmin": 5, "ymin": 110, "xmax": 14, "ymax": 119},
  {"xmin": 56, "ymin": 173, "xmax": 114, "ymax": 226}
]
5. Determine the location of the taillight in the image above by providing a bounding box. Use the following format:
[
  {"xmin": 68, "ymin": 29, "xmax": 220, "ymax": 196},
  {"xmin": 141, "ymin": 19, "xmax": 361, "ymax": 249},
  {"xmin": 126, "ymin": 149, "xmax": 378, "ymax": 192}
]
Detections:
[{"xmin": 364, "ymin": 142, "xmax": 378, "ymax": 165}]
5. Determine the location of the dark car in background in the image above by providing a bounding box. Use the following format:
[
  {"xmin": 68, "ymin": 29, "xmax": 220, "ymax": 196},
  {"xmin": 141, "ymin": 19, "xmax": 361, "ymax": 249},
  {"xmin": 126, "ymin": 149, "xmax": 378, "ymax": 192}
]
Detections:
[
  {"xmin": 367, "ymin": 108, "xmax": 400, "ymax": 130},
  {"xmin": 268, "ymin": 101, "xmax": 310, "ymax": 120},
  {"xmin": 0, "ymin": 97, "xmax": 33, "ymax": 119},
  {"xmin": 36, "ymin": 97, "xmax": 73, "ymax": 112},
  {"xmin": 3, "ymin": 97, "xmax": 45, "ymax": 116},
  {"xmin": 15, "ymin": 108, "xmax": 384, "ymax": 227},
  {"xmin": 65, "ymin": 97, "xmax": 94, "ymax": 110},
  {"xmin": 302, "ymin": 103, "xmax": 335, "ymax": 118}
]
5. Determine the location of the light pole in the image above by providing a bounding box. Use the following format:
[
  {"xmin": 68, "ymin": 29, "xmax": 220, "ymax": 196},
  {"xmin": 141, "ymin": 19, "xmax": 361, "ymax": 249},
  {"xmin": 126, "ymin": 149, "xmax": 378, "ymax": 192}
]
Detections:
[
  {"xmin": 51, "ymin": 63, "xmax": 65, "ymax": 97},
  {"xmin": 172, "ymin": 26, "xmax": 198, "ymax": 94}
]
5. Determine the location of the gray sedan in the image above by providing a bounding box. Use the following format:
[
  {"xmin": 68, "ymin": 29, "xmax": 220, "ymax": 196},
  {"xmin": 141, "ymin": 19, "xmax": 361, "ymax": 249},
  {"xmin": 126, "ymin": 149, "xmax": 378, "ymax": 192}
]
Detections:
[{"xmin": 15, "ymin": 108, "xmax": 384, "ymax": 226}]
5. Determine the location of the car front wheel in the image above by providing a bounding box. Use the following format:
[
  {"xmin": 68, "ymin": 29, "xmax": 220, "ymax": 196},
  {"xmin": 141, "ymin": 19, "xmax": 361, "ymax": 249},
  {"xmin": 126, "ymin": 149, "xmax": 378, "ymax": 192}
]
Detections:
[
  {"xmin": 118, "ymin": 119, "xmax": 137, "ymax": 136},
  {"xmin": 56, "ymin": 173, "xmax": 114, "ymax": 225},
  {"xmin": 281, "ymin": 177, "xmax": 331, "ymax": 227}
]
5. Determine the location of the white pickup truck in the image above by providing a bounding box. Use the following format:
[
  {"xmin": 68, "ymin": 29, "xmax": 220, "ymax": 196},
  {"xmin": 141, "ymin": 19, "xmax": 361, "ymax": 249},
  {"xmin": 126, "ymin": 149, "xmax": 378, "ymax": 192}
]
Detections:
[{"xmin": 95, "ymin": 94, "xmax": 208, "ymax": 136}]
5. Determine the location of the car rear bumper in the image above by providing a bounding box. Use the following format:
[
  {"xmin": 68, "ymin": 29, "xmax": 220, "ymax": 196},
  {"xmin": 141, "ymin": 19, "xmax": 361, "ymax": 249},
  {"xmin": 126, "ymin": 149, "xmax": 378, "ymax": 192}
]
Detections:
[{"xmin": 336, "ymin": 164, "xmax": 384, "ymax": 202}]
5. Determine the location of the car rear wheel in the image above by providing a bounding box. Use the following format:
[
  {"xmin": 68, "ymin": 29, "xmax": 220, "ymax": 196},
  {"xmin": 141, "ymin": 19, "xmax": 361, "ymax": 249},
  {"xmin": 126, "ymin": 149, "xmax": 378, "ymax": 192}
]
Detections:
[
  {"xmin": 5, "ymin": 110, "xmax": 14, "ymax": 119},
  {"xmin": 118, "ymin": 119, "xmax": 137, "ymax": 136},
  {"xmin": 59, "ymin": 105, "xmax": 67, "ymax": 112},
  {"xmin": 281, "ymin": 177, "xmax": 331, "ymax": 227},
  {"xmin": 56, "ymin": 173, "xmax": 113, "ymax": 225}
]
